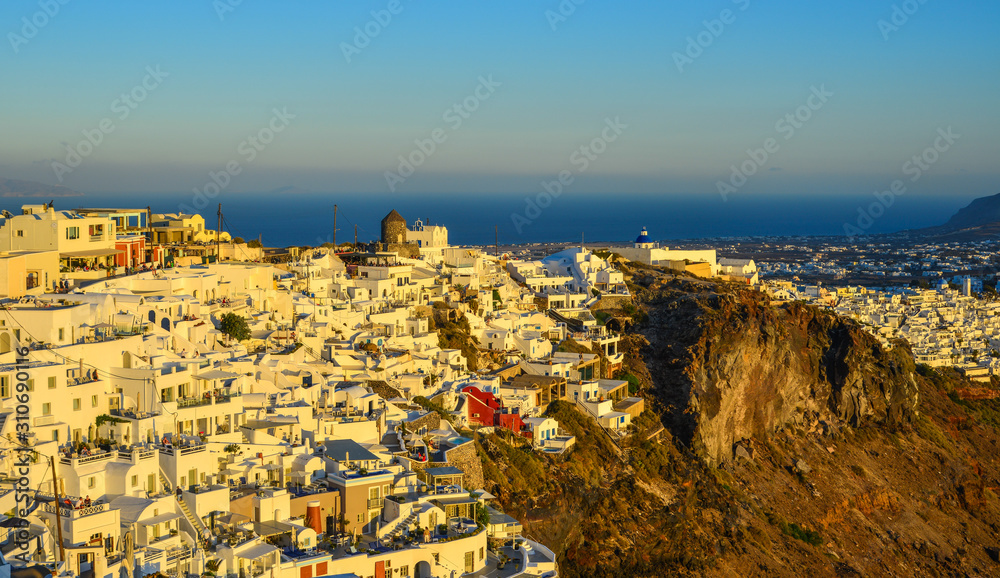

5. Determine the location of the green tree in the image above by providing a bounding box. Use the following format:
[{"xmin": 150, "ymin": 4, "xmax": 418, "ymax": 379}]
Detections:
[
  {"xmin": 474, "ymin": 500, "xmax": 491, "ymax": 527},
  {"xmin": 247, "ymin": 239, "xmax": 263, "ymax": 248},
  {"xmin": 219, "ymin": 313, "xmax": 251, "ymax": 342},
  {"xmin": 232, "ymin": 237, "xmax": 245, "ymax": 244}
]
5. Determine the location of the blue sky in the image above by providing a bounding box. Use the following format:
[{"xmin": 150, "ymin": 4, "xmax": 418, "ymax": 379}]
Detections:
[{"xmin": 0, "ymin": 0, "xmax": 997, "ymax": 202}]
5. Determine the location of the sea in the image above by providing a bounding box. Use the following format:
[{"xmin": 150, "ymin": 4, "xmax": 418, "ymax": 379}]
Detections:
[{"xmin": 36, "ymin": 192, "xmax": 967, "ymax": 248}]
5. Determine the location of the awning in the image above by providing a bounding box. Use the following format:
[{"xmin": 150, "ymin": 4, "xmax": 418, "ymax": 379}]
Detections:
[
  {"xmin": 251, "ymin": 520, "xmax": 293, "ymax": 537},
  {"xmin": 138, "ymin": 512, "xmax": 182, "ymax": 525},
  {"xmin": 60, "ymin": 248, "xmax": 124, "ymax": 257},
  {"xmin": 236, "ymin": 542, "xmax": 279, "ymax": 560},
  {"xmin": 194, "ymin": 370, "xmax": 240, "ymax": 380}
]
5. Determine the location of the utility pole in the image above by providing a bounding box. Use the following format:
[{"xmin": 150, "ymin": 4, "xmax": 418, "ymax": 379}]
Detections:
[
  {"xmin": 333, "ymin": 204, "xmax": 338, "ymax": 250},
  {"xmin": 354, "ymin": 224, "xmax": 358, "ymax": 248},
  {"xmin": 50, "ymin": 455, "xmax": 66, "ymax": 564},
  {"xmin": 216, "ymin": 204, "xmax": 222, "ymax": 260},
  {"xmin": 495, "ymin": 225, "xmax": 499, "ymax": 258}
]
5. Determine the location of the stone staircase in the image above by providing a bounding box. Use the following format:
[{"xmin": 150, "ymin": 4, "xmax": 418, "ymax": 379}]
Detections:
[
  {"xmin": 383, "ymin": 509, "xmax": 419, "ymax": 540},
  {"xmin": 158, "ymin": 469, "xmax": 172, "ymax": 494},
  {"xmin": 177, "ymin": 494, "xmax": 209, "ymax": 544}
]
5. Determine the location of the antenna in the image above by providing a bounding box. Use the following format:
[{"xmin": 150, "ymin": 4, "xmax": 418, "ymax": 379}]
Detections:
[
  {"xmin": 495, "ymin": 225, "xmax": 499, "ymax": 258},
  {"xmin": 216, "ymin": 203, "xmax": 222, "ymax": 260}
]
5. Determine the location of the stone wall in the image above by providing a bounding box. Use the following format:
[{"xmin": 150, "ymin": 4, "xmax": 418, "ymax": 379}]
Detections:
[
  {"xmin": 444, "ymin": 441, "xmax": 484, "ymax": 490},
  {"xmin": 368, "ymin": 380, "xmax": 403, "ymax": 401},
  {"xmin": 592, "ymin": 295, "xmax": 632, "ymax": 311},
  {"xmin": 405, "ymin": 411, "xmax": 441, "ymax": 434}
]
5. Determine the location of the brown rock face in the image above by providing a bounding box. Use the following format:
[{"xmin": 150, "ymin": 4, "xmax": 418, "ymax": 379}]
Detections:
[{"xmin": 638, "ymin": 280, "xmax": 919, "ymax": 465}]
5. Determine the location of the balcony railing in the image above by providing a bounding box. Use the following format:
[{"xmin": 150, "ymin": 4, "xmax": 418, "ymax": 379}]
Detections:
[
  {"xmin": 42, "ymin": 502, "xmax": 108, "ymax": 519},
  {"xmin": 34, "ymin": 415, "xmax": 56, "ymax": 426},
  {"xmin": 176, "ymin": 392, "xmax": 240, "ymax": 409},
  {"xmin": 60, "ymin": 451, "xmax": 115, "ymax": 466},
  {"xmin": 156, "ymin": 443, "xmax": 208, "ymax": 457},
  {"xmin": 118, "ymin": 448, "xmax": 157, "ymax": 462},
  {"xmin": 367, "ymin": 497, "xmax": 384, "ymax": 509}
]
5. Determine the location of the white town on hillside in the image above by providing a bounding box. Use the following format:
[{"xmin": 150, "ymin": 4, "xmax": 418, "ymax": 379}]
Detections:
[{"xmin": 0, "ymin": 204, "xmax": 759, "ymax": 578}]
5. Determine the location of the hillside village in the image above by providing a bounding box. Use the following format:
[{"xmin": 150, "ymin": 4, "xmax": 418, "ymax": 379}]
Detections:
[
  {"xmin": 0, "ymin": 205, "xmax": 747, "ymax": 578},
  {"xmin": 762, "ymin": 280, "xmax": 1000, "ymax": 381}
]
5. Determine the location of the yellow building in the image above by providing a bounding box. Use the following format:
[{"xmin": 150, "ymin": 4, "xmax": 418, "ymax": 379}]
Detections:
[{"xmin": 150, "ymin": 213, "xmax": 231, "ymax": 244}]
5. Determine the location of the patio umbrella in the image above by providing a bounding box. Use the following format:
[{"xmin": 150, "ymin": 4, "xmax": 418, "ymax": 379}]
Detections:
[{"xmin": 124, "ymin": 531, "xmax": 134, "ymax": 578}]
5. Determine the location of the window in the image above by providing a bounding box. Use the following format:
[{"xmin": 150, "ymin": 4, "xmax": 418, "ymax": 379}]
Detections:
[
  {"xmin": 160, "ymin": 387, "xmax": 173, "ymax": 402},
  {"xmin": 88, "ymin": 477, "xmax": 95, "ymax": 489},
  {"xmin": 41, "ymin": 403, "xmax": 51, "ymax": 415},
  {"xmin": 91, "ymin": 395, "xmax": 98, "ymax": 407},
  {"xmin": 357, "ymin": 514, "xmax": 363, "ymax": 523},
  {"xmin": 0, "ymin": 376, "xmax": 8, "ymax": 397},
  {"xmin": 131, "ymin": 475, "xmax": 138, "ymax": 487},
  {"xmin": 480, "ymin": 547, "xmax": 484, "ymax": 561},
  {"xmin": 52, "ymin": 430, "xmax": 59, "ymax": 441},
  {"xmin": 24, "ymin": 379, "xmax": 33, "ymax": 392},
  {"xmin": 48, "ymin": 376, "xmax": 56, "ymax": 389},
  {"xmin": 15, "ymin": 230, "xmax": 23, "ymax": 237},
  {"xmin": 58, "ymin": 328, "xmax": 64, "ymax": 341},
  {"xmin": 73, "ymin": 398, "xmax": 81, "ymax": 411},
  {"xmin": 66, "ymin": 227, "xmax": 80, "ymax": 240}
]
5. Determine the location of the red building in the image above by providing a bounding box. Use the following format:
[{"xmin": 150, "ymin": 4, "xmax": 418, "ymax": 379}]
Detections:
[
  {"xmin": 463, "ymin": 386, "xmax": 501, "ymax": 427},
  {"xmin": 114, "ymin": 236, "xmax": 147, "ymax": 267},
  {"xmin": 463, "ymin": 386, "xmax": 531, "ymax": 439}
]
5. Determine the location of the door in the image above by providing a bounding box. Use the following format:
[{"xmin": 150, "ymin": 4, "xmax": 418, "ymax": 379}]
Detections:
[
  {"xmin": 465, "ymin": 551, "xmax": 474, "ymax": 573},
  {"xmin": 375, "ymin": 561, "xmax": 385, "ymax": 578}
]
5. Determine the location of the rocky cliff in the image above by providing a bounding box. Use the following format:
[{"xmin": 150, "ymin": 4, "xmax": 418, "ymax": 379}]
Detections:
[
  {"xmin": 635, "ymin": 274, "xmax": 919, "ymax": 465},
  {"xmin": 476, "ymin": 269, "xmax": 1000, "ymax": 577}
]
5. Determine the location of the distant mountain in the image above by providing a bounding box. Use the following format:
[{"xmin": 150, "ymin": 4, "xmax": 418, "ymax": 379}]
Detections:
[
  {"xmin": 0, "ymin": 178, "xmax": 83, "ymax": 198},
  {"xmin": 909, "ymin": 192, "xmax": 1000, "ymax": 241}
]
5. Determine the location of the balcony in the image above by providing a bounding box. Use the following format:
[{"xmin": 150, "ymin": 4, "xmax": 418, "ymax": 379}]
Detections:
[
  {"xmin": 59, "ymin": 449, "xmax": 115, "ymax": 466},
  {"xmin": 34, "ymin": 415, "xmax": 57, "ymax": 427},
  {"xmin": 117, "ymin": 447, "xmax": 158, "ymax": 462},
  {"xmin": 367, "ymin": 497, "xmax": 384, "ymax": 509},
  {"xmin": 176, "ymin": 392, "xmax": 240, "ymax": 409},
  {"xmin": 42, "ymin": 501, "xmax": 108, "ymax": 519},
  {"xmin": 111, "ymin": 408, "xmax": 161, "ymax": 420},
  {"xmin": 156, "ymin": 442, "xmax": 208, "ymax": 457}
]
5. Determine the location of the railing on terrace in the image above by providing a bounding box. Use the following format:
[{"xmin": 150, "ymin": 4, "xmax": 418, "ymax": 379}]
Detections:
[
  {"xmin": 156, "ymin": 443, "xmax": 208, "ymax": 456},
  {"xmin": 176, "ymin": 392, "xmax": 240, "ymax": 409},
  {"xmin": 111, "ymin": 408, "xmax": 160, "ymax": 419},
  {"xmin": 60, "ymin": 450, "xmax": 115, "ymax": 466},
  {"xmin": 42, "ymin": 501, "xmax": 108, "ymax": 519},
  {"xmin": 166, "ymin": 547, "xmax": 195, "ymax": 564},
  {"xmin": 118, "ymin": 448, "xmax": 157, "ymax": 461}
]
